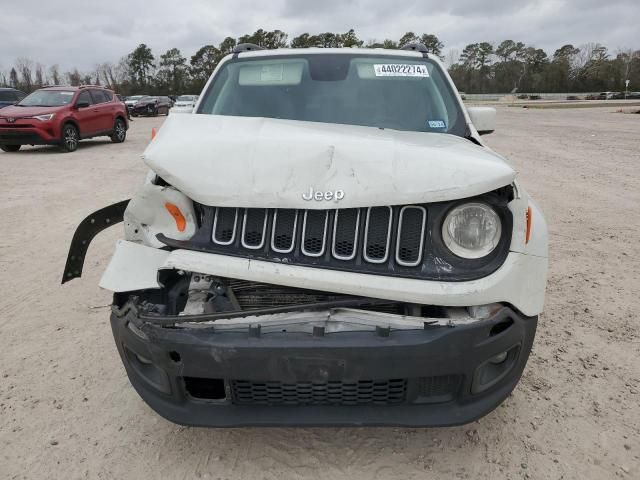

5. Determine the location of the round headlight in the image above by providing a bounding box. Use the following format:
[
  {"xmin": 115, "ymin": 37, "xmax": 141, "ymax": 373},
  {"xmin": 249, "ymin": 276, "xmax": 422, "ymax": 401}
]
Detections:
[{"xmin": 442, "ymin": 202, "xmax": 502, "ymax": 259}]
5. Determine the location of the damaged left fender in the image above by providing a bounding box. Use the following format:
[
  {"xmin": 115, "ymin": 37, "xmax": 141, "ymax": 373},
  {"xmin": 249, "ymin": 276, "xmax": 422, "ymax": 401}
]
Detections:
[
  {"xmin": 62, "ymin": 179, "xmax": 197, "ymax": 284},
  {"xmin": 61, "ymin": 200, "xmax": 130, "ymax": 284}
]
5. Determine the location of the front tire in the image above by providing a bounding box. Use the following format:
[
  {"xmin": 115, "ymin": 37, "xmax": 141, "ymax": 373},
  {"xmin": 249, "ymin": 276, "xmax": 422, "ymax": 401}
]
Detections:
[
  {"xmin": 110, "ymin": 118, "xmax": 127, "ymax": 143},
  {"xmin": 60, "ymin": 124, "xmax": 79, "ymax": 152},
  {"xmin": 1, "ymin": 145, "xmax": 21, "ymax": 152}
]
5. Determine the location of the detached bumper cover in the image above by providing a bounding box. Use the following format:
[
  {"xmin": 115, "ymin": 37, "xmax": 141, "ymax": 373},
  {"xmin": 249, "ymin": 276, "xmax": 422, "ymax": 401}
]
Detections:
[
  {"xmin": 100, "ymin": 240, "xmax": 547, "ymax": 316},
  {"xmin": 112, "ymin": 305, "xmax": 537, "ymax": 427}
]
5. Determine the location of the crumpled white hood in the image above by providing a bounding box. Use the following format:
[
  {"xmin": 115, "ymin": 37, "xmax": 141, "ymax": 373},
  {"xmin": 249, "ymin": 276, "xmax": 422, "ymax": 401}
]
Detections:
[{"xmin": 143, "ymin": 114, "xmax": 516, "ymax": 208}]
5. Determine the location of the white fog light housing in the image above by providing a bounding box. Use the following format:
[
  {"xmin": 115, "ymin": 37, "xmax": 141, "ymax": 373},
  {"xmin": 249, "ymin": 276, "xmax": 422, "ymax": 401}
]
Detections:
[{"xmin": 442, "ymin": 202, "xmax": 502, "ymax": 259}]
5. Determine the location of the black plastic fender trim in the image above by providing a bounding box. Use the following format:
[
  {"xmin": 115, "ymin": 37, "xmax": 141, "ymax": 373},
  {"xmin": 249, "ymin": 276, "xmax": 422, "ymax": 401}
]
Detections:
[{"xmin": 61, "ymin": 199, "xmax": 130, "ymax": 284}]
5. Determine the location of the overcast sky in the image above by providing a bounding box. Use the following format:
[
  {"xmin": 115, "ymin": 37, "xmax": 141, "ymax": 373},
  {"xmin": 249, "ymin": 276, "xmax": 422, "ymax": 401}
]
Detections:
[{"xmin": 1, "ymin": 0, "xmax": 638, "ymax": 72}]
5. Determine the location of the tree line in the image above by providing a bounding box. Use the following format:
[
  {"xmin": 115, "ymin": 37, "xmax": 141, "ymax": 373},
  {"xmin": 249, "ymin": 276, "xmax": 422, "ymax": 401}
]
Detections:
[{"xmin": 1, "ymin": 29, "xmax": 638, "ymax": 96}]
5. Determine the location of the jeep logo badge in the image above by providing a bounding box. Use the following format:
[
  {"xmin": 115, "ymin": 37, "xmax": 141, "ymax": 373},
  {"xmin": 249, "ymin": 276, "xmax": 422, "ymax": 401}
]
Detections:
[{"xmin": 302, "ymin": 187, "xmax": 345, "ymax": 202}]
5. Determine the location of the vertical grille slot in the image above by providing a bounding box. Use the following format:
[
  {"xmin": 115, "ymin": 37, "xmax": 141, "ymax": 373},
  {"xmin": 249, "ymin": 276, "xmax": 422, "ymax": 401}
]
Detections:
[
  {"xmin": 396, "ymin": 206, "xmax": 426, "ymax": 266},
  {"xmin": 241, "ymin": 208, "xmax": 268, "ymax": 249},
  {"xmin": 363, "ymin": 207, "xmax": 392, "ymax": 263},
  {"xmin": 271, "ymin": 209, "xmax": 298, "ymax": 253},
  {"xmin": 198, "ymin": 202, "xmax": 447, "ymax": 273},
  {"xmin": 301, "ymin": 210, "xmax": 328, "ymax": 257},
  {"xmin": 332, "ymin": 208, "xmax": 360, "ymax": 260},
  {"xmin": 212, "ymin": 207, "xmax": 238, "ymax": 245}
]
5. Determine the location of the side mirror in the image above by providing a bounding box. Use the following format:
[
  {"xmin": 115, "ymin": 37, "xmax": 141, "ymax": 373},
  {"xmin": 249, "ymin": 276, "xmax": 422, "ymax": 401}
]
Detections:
[
  {"xmin": 467, "ymin": 106, "xmax": 496, "ymax": 135},
  {"xmin": 76, "ymin": 101, "xmax": 90, "ymax": 109}
]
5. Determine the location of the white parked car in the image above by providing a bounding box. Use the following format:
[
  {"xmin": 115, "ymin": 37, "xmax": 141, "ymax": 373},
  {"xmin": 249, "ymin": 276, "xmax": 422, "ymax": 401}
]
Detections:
[
  {"xmin": 171, "ymin": 95, "xmax": 199, "ymax": 113},
  {"xmin": 63, "ymin": 43, "xmax": 548, "ymax": 427}
]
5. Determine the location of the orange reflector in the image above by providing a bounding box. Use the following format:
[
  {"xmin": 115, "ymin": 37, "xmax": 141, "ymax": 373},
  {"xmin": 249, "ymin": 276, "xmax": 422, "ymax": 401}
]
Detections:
[
  {"xmin": 525, "ymin": 206, "xmax": 533, "ymax": 244},
  {"xmin": 165, "ymin": 203, "xmax": 186, "ymax": 232},
  {"xmin": 151, "ymin": 127, "xmax": 157, "ymax": 140}
]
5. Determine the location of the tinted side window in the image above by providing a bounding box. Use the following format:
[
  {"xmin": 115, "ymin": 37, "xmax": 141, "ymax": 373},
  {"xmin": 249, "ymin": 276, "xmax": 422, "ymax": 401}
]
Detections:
[
  {"xmin": 0, "ymin": 91, "xmax": 16, "ymax": 101},
  {"xmin": 76, "ymin": 91, "xmax": 92, "ymax": 106},
  {"xmin": 103, "ymin": 91, "xmax": 114, "ymax": 101},
  {"xmin": 90, "ymin": 90, "xmax": 107, "ymax": 104}
]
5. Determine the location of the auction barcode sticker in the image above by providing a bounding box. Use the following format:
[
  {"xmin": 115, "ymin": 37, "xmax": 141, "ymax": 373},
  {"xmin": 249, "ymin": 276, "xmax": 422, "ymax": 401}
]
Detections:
[{"xmin": 373, "ymin": 64, "xmax": 430, "ymax": 77}]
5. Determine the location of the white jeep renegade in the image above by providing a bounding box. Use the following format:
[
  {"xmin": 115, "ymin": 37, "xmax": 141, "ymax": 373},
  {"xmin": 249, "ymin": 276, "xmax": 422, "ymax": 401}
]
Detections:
[{"xmin": 63, "ymin": 43, "xmax": 548, "ymax": 427}]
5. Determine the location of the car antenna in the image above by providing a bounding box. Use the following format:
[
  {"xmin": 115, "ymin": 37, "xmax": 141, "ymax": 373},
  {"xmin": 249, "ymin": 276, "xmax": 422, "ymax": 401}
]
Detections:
[
  {"xmin": 232, "ymin": 43, "xmax": 265, "ymax": 54},
  {"xmin": 400, "ymin": 43, "xmax": 429, "ymax": 54}
]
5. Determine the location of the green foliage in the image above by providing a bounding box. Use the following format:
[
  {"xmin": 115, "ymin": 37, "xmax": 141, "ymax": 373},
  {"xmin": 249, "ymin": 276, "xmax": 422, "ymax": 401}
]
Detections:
[
  {"xmin": 2, "ymin": 30, "xmax": 638, "ymax": 96},
  {"xmin": 341, "ymin": 29, "xmax": 363, "ymax": 48},
  {"xmin": 189, "ymin": 45, "xmax": 221, "ymax": 91},
  {"xmin": 157, "ymin": 48, "xmax": 188, "ymax": 95},
  {"xmin": 127, "ymin": 43, "xmax": 155, "ymax": 88},
  {"xmin": 420, "ymin": 34, "xmax": 444, "ymax": 57},
  {"xmin": 218, "ymin": 37, "xmax": 237, "ymax": 55},
  {"xmin": 291, "ymin": 29, "xmax": 364, "ymax": 48},
  {"xmin": 450, "ymin": 40, "xmax": 639, "ymax": 94},
  {"xmin": 238, "ymin": 29, "xmax": 288, "ymax": 49},
  {"xmin": 398, "ymin": 32, "xmax": 419, "ymax": 47}
]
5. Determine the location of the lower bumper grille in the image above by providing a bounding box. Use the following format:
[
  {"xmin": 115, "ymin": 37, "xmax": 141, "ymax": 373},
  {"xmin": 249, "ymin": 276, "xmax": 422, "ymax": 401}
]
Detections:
[
  {"xmin": 416, "ymin": 375, "xmax": 462, "ymax": 403},
  {"xmin": 231, "ymin": 379, "xmax": 408, "ymax": 406},
  {"xmin": 0, "ymin": 131, "xmax": 46, "ymax": 144}
]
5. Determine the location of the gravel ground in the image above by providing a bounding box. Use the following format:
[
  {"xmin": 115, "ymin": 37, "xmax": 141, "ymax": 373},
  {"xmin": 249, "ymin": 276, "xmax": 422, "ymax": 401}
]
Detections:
[{"xmin": 1, "ymin": 108, "xmax": 638, "ymax": 479}]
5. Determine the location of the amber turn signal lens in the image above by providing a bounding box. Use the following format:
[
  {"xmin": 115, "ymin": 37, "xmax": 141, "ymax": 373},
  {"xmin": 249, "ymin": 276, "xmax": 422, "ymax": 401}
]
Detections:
[
  {"xmin": 165, "ymin": 203, "xmax": 186, "ymax": 232},
  {"xmin": 525, "ymin": 206, "xmax": 532, "ymax": 244}
]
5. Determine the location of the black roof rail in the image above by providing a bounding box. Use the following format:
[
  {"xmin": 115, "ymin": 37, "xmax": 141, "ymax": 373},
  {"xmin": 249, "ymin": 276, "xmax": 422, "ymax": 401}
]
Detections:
[
  {"xmin": 401, "ymin": 43, "xmax": 429, "ymax": 54},
  {"xmin": 232, "ymin": 43, "xmax": 265, "ymax": 54}
]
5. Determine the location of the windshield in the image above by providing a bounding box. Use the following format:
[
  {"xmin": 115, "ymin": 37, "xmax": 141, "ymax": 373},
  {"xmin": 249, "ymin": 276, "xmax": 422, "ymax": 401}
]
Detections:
[
  {"xmin": 197, "ymin": 53, "xmax": 467, "ymax": 136},
  {"xmin": 177, "ymin": 95, "xmax": 195, "ymax": 101},
  {"xmin": 18, "ymin": 90, "xmax": 75, "ymax": 107},
  {"xmin": 128, "ymin": 95, "xmax": 144, "ymax": 101},
  {"xmin": 140, "ymin": 96, "xmax": 158, "ymax": 102}
]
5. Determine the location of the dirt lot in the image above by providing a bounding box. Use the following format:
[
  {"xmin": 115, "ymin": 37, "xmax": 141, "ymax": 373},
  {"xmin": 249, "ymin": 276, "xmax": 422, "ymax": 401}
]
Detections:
[{"xmin": 1, "ymin": 108, "xmax": 638, "ymax": 479}]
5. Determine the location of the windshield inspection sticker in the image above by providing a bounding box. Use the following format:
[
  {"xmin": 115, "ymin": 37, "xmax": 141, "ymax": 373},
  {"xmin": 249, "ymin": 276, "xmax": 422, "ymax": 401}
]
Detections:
[
  {"xmin": 428, "ymin": 120, "xmax": 447, "ymax": 129},
  {"xmin": 373, "ymin": 64, "xmax": 430, "ymax": 77},
  {"xmin": 260, "ymin": 64, "xmax": 284, "ymax": 82}
]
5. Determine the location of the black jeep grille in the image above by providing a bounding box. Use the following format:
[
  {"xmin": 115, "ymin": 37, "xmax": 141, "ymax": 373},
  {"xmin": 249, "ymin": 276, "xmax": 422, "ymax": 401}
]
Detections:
[{"xmin": 158, "ymin": 196, "xmax": 512, "ymax": 282}]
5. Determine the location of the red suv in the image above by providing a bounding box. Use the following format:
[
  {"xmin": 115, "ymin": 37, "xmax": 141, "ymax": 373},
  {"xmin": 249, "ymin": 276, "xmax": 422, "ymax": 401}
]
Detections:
[{"xmin": 0, "ymin": 86, "xmax": 129, "ymax": 153}]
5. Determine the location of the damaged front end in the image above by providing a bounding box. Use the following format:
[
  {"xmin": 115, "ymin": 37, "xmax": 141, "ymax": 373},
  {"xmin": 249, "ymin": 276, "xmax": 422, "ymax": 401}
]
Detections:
[
  {"xmin": 109, "ymin": 269, "xmax": 536, "ymax": 427},
  {"xmin": 61, "ymin": 177, "xmax": 545, "ymax": 426},
  {"xmin": 61, "ymin": 111, "xmax": 547, "ymax": 426}
]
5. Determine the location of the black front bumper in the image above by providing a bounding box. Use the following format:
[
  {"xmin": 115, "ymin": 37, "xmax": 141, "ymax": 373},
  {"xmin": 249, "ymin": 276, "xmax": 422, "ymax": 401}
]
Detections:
[
  {"xmin": 0, "ymin": 131, "xmax": 56, "ymax": 146},
  {"xmin": 111, "ymin": 306, "xmax": 537, "ymax": 427}
]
